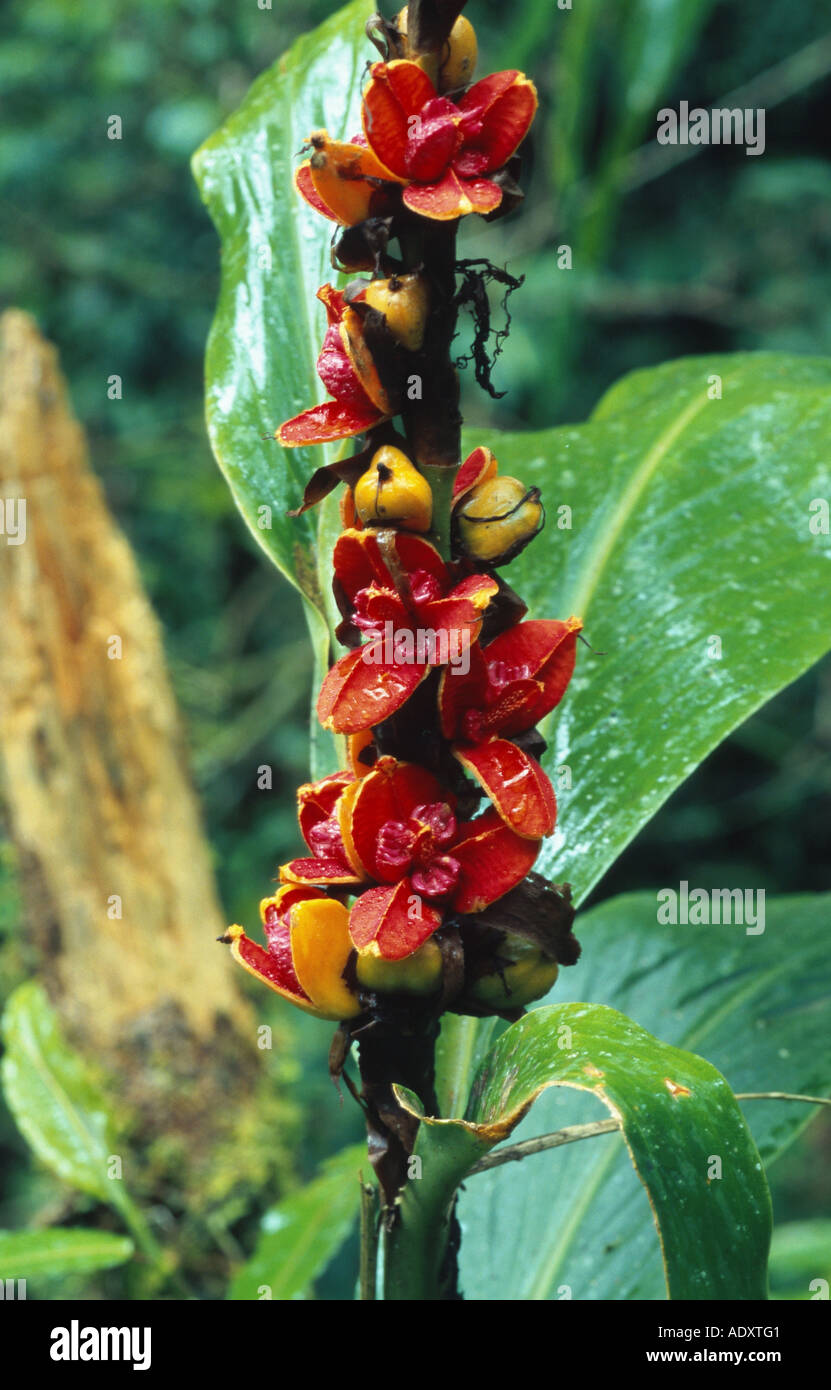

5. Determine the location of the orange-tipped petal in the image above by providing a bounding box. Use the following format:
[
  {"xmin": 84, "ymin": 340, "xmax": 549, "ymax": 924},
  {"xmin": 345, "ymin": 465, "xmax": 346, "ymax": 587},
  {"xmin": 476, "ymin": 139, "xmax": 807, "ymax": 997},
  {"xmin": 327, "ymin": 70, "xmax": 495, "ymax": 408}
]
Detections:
[
  {"xmin": 289, "ymin": 897, "xmax": 362, "ymax": 1020},
  {"xmin": 403, "ymin": 168, "xmax": 502, "ymax": 219},
  {"xmin": 460, "ymin": 71, "xmax": 538, "ymax": 170},
  {"xmin": 362, "ymin": 60, "xmax": 438, "ymax": 180},
  {"xmin": 280, "ymin": 856, "xmax": 365, "ymax": 886},
  {"xmin": 393, "ymin": 531, "xmax": 448, "ymax": 583},
  {"xmin": 437, "ymin": 641, "xmax": 488, "ymax": 739},
  {"xmin": 297, "ymin": 771, "xmax": 355, "ymax": 844},
  {"xmin": 226, "ymin": 922, "xmax": 319, "ymax": 1014},
  {"xmin": 459, "ymin": 70, "xmax": 521, "ymax": 118},
  {"xmin": 277, "ymin": 399, "xmax": 383, "ymax": 447},
  {"xmin": 450, "ymin": 573, "xmax": 501, "ymax": 608},
  {"xmin": 421, "ymin": 573, "xmax": 498, "ymax": 640},
  {"xmin": 317, "ymin": 283, "xmax": 349, "ymax": 324},
  {"xmin": 453, "ymin": 446, "xmax": 498, "ymax": 504},
  {"xmin": 348, "ymin": 728, "xmax": 377, "ymax": 778},
  {"xmin": 450, "ymin": 809, "xmax": 540, "ymax": 913},
  {"xmin": 484, "ymin": 617, "xmax": 582, "ymax": 730},
  {"xmin": 454, "ymin": 738, "xmax": 557, "ymax": 839},
  {"xmin": 317, "ymin": 644, "xmax": 429, "ymax": 734},
  {"xmin": 347, "ymin": 756, "xmax": 446, "ymax": 881},
  {"xmin": 349, "ymin": 879, "xmax": 443, "ymax": 961},
  {"xmin": 259, "ymin": 884, "xmax": 327, "ymax": 930},
  {"xmin": 379, "ymin": 60, "xmax": 439, "ymax": 115},
  {"xmin": 295, "ymin": 161, "xmax": 338, "ymax": 220}
]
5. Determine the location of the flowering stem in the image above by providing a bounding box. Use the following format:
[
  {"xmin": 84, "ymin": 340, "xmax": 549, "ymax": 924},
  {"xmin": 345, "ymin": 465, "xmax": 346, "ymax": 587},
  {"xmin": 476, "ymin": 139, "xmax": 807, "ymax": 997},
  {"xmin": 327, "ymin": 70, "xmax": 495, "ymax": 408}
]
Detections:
[
  {"xmin": 381, "ymin": 1118, "xmax": 464, "ymax": 1301},
  {"xmin": 422, "ymin": 462, "xmax": 458, "ymax": 560},
  {"xmin": 359, "ymin": 1180, "xmax": 379, "ymax": 1300},
  {"xmin": 403, "ymin": 219, "xmax": 461, "ymax": 557},
  {"xmin": 237, "ymin": 0, "xmax": 552, "ymax": 1303},
  {"xmin": 357, "ymin": 1016, "xmax": 440, "ymax": 1199},
  {"xmin": 356, "ymin": 30, "xmax": 467, "ymax": 1298}
]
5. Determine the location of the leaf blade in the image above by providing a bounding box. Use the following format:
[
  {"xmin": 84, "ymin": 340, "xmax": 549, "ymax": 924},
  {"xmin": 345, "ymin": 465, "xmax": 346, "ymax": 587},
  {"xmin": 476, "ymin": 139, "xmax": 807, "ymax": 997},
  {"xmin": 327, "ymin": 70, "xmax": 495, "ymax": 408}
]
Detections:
[
  {"xmin": 0, "ymin": 1228, "xmax": 133, "ymax": 1280},
  {"xmin": 192, "ymin": 0, "xmax": 369, "ymax": 600},
  {"xmin": 455, "ymin": 891, "xmax": 831, "ymax": 1300},
  {"xmin": 228, "ymin": 1144, "xmax": 369, "ymax": 1301},
  {"xmin": 1, "ymin": 982, "xmax": 129, "ymax": 1216},
  {"xmin": 402, "ymin": 1002, "xmax": 771, "ymax": 1301},
  {"xmin": 467, "ymin": 352, "xmax": 831, "ymax": 899}
]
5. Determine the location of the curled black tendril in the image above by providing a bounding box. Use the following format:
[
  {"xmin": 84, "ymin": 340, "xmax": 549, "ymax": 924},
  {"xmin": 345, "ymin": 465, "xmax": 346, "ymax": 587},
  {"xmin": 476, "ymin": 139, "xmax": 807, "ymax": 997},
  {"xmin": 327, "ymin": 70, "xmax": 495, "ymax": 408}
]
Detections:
[{"xmin": 452, "ymin": 257, "xmax": 525, "ymax": 400}]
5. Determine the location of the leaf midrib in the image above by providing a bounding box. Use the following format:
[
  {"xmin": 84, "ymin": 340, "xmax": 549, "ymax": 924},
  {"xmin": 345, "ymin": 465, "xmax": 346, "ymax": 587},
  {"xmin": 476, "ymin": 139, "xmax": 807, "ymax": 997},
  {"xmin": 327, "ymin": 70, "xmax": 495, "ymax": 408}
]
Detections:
[
  {"xmin": 562, "ymin": 378, "xmax": 738, "ymax": 619},
  {"xmin": 517, "ymin": 938, "xmax": 809, "ymax": 1300}
]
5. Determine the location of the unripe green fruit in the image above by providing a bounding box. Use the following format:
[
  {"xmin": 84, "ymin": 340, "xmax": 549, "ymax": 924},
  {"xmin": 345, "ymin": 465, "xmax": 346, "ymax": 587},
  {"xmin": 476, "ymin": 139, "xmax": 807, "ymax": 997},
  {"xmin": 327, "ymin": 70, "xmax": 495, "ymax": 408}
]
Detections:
[
  {"xmin": 469, "ymin": 939, "xmax": 559, "ymax": 1011},
  {"xmin": 356, "ymin": 937, "xmax": 443, "ymax": 995}
]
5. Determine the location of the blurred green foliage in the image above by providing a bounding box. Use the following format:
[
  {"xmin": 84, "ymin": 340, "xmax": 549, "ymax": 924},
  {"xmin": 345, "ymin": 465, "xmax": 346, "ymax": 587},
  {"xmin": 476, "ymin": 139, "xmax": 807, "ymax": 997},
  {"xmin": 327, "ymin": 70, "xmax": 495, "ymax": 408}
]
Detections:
[{"xmin": 1, "ymin": 0, "xmax": 829, "ymax": 1297}]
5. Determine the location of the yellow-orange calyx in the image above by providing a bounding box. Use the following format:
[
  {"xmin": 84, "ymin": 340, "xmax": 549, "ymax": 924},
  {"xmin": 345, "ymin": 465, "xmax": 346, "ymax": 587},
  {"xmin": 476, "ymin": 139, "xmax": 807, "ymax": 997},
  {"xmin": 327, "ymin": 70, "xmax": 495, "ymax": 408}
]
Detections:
[
  {"xmin": 360, "ymin": 273, "xmax": 429, "ymax": 353},
  {"xmin": 456, "ymin": 474, "xmax": 544, "ymax": 563},
  {"xmin": 395, "ymin": 7, "xmax": 478, "ymax": 92},
  {"xmin": 354, "ymin": 445, "xmax": 433, "ymax": 532}
]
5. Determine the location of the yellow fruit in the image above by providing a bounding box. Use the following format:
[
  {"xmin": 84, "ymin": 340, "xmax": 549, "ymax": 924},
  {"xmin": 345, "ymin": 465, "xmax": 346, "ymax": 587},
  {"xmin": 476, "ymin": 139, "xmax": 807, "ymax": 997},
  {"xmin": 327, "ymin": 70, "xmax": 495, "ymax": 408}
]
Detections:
[
  {"xmin": 356, "ymin": 937, "xmax": 443, "ymax": 995},
  {"xmin": 395, "ymin": 8, "xmax": 477, "ymax": 92},
  {"xmin": 470, "ymin": 940, "xmax": 559, "ymax": 1011},
  {"xmin": 438, "ymin": 16, "xmax": 477, "ymax": 91},
  {"xmin": 354, "ymin": 445, "xmax": 433, "ymax": 532},
  {"xmin": 288, "ymin": 898, "xmax": 363, "ymax": 1021},
  {"xmin": 361, "ymin": 273, "xmax": 429, "ymax": 353},
  {"xmin": 339, "ymin": 307, "xmax": 392, "ymax": 414},
  {"xmin": 456, "ymin": 475, "xmax": 544, "ymax": 563}
]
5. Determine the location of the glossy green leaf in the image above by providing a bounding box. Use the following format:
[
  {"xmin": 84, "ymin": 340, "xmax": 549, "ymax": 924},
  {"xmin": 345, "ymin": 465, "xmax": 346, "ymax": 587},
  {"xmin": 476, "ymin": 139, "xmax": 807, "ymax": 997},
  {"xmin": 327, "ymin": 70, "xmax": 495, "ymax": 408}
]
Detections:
[
  {"xmin": 191, "ymin": 0, "xmax": 367, "ymax": 600},
  {"xmin": 0, "ymin": 1228, "xmax": 133, "ymax": 1280},
  {"xmin": 1, "ymin": 982, "xmax": 130, "ymax": 1218},
  {"xmin": 469, "ymin": 353, "xmax": 831, "ymax": 899},
  {"xmin": 391, "ymin": 1001, "xmax": 770, "ymax": 1301},
  {"xmin": 454, "ymin": 891, "xmax": 830, "ymax": 1300},
  {"xmin": 769, "ymin": 1221, "xmax": 831, "ymax": 1300},
  {"xmin": 193, "ymin": 0, "xmax": 368, "ymax": 777},
  {"xmin": 228, "ymin": 1144, "xmax": 370, "ymax": 1301}
]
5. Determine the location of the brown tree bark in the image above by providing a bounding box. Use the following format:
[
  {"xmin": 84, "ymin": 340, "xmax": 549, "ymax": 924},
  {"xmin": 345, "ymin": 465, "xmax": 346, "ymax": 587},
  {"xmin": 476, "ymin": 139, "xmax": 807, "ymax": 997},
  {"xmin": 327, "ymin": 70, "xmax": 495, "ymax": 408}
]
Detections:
[{"xmin": 0, "ymin": 310, "xmax": 257, "ymax": 1146}]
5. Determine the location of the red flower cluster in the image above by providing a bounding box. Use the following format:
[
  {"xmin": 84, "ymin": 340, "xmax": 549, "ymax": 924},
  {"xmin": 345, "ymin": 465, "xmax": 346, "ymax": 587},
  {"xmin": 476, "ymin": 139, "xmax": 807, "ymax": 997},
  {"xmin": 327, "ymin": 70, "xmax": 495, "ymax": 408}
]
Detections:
[
  {"xmin": 277, "ymin": 286, "xmax": 391, "ymax": 446},
  {"xmin": 280, "ymin": 44, "xmax": 537, "ymax": 450},
  {"xmin": 226, "ymin": 9, "xmax": 582, "ymax": 1022},
  {"xmin": 318, "ymin": 528, "xmax": 498, "ymax": 732},
  {"xmin": 228, "ymin": 438, "xmax": 581, "ymax": 1016},
  {"xmin": 361, "ymin": 61, "xmax": 537, "ymax": 220},
  {"xmin": 283, "ymin": 755, "xmax": 539, "ymax": 958}
]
